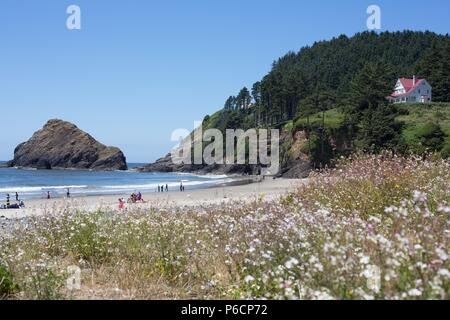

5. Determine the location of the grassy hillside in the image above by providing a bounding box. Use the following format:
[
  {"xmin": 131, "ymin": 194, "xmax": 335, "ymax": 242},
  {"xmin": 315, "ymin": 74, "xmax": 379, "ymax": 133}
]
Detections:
[
  {"xmin": 291, "ymin": 103, "xmax": 450, "ymax": 157},
  {"xmin": 294, "ymin": 108, "xmax": 345, "ymax": 131},
  {"xmin": 397, "ymin": 103, "xmax": 450, "ymax": 148}
]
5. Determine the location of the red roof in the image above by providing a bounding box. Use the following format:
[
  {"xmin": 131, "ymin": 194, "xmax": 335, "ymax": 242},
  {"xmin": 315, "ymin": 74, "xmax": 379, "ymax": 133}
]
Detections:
[{"xmin": 391, "ymin": 78, "xmax": 424, "ymax": 97}]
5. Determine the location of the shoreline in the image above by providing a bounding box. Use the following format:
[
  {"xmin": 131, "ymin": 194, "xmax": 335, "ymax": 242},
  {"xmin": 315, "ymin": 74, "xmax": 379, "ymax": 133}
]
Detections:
[
  {"xmin": 0, "ymin": 167, "xmax": 250, "ymax": 201},
  {"xmin": 0, "ymin": 177, "xmax": 306, "ymax": 220}
]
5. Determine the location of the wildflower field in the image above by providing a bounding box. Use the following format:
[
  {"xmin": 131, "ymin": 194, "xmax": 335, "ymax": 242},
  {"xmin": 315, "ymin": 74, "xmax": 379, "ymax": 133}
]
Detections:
[{"xmin": 1, "ymin": 155, "xmax": 449, "ymax": 300}]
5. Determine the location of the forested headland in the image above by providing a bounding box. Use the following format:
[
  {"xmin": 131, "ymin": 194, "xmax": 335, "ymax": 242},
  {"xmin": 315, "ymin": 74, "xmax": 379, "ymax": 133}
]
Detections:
[{"xmin": 145, "ymin": 31, "xmax": 450, "ymax": 176}]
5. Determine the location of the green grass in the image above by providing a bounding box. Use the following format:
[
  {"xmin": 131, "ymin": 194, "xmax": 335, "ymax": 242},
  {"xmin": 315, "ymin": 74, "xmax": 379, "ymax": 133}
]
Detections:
[
  {"xmin": 397, "ymin": 103, "xmax": 450, "ymax": 146},
  {"xmin": 203, "ymin": 111, "xmax": 223, "ymax": 130},
  {"xmin": 283, "ymin": 120, "xmax": 294, "ymax": 132},
  {"xmin": 294, "ymin": 108, "xmax": 345, "ymax": 130},
  {"xmin": 293, "ymin": 103, "xmax": 450, "ymax": 155}
]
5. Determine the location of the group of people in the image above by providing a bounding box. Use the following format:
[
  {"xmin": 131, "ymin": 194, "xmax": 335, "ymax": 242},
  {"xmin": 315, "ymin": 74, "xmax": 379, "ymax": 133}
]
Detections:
[
  {"xmin": 45, "ymin": 188, "xmax": 70, "ymax": 200},
  {"xmin": 1, "ymin": 188, "xmax": 70, "ymax": 209},
  {"xmin": 118, "ymin": 191, "xmax": 146, "ymax": 209},
  {"xmin": 157, "ymin": 184, "xmax": 169, "ymax": 192},
  {"xmin": 117, "ymin": 182, "xmax": 186, "ymax": 209},
  {"xmin": 129, "ymin": 191, "xmax": 145, "ymax": 203},
  {"xmin": 1, "ymin": 192, "xmax": 25, "ymax": 210},
  {"xmin": 157, "ymin": 182, "xmax": 186, "ymax": 192}
]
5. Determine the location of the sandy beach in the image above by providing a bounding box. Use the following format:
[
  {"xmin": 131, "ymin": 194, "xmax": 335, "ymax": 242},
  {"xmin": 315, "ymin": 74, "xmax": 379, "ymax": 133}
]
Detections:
[{"xmin": 0, "ymin": 178, "xmax": 306, "ymax": 219}]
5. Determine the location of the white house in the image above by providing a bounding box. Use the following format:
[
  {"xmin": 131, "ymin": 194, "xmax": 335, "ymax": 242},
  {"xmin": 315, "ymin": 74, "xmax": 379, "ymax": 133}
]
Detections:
[{"xmin": 389, "ymin": 76, "xmax": 432, "ymax": 104}]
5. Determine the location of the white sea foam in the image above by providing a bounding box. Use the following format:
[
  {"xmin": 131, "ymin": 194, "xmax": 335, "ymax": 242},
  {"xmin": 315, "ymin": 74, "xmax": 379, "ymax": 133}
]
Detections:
[
  {"xmin": 177, "ymin": 173, "xmax": 229, "ymax": 179},
  {"xmin": 0, "ymin": 169, "xmax": 232, "ymax": 200},
  {"xmin": 102, "ymin": 179, "xmax": 230, "ymax": 191},
  {"xmin": 0, "ymin": 185, "xmax": 88, "ymax": 193}
]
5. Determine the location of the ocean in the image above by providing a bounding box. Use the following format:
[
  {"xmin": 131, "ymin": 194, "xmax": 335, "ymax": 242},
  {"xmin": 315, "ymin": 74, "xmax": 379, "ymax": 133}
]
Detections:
[{"xmin": 0, "ymin": 162, "xmax": 231, "ymax": 200}]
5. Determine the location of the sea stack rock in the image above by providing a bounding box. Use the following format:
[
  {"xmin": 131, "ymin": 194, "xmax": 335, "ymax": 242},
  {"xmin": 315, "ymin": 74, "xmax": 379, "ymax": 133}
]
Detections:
[{"xmin": 8, "ymin": 119, "xmax": 127, "ymax": 171}]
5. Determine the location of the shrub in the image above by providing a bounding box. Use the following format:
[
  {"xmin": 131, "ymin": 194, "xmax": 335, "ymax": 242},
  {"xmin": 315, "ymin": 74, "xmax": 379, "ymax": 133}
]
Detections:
[
  {"xmin": 441, "ymin": 142, "xmax": 450, "ymax": 159},
  {"xmin": 416, "ymin": 123, "xmax": 446, "ymax": 153},
  {"xmin": 24, "ymin": 265, "xmax": 65, "ymax": 300},
  {"xmin": 0, "ymin": 263, "xmax": 19, "ymax": 298}
]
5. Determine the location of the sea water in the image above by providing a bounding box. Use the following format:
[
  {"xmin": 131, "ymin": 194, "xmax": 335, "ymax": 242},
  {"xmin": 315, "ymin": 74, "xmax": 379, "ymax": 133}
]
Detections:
[{"xmin": 0, "ymin": 163, "xmax": 230, "ymax": 200}]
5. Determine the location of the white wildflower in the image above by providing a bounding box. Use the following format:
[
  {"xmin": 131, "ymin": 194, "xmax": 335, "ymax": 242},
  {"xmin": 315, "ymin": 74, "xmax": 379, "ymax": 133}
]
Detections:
[
  {"xmin": 436, "ymin": 248, "xmax": 448, "ymax": 261},
  {"xmin": 360, "ymin": 256, "xmax": 370, "ymax": 265},
  {"xmin": 438, "ymin": 269, "xmax": 450, "ymax": 279},
  {"xmin": 408, "ymin": 288, "xmax": 422, "ymax": 297},
  {"xmin": 363, "ymin": 265, "xmax": 381, "ymax": 293},
  {"xmin": 285, "ymin": 257, "xmax": 299, "ymax": 269}
]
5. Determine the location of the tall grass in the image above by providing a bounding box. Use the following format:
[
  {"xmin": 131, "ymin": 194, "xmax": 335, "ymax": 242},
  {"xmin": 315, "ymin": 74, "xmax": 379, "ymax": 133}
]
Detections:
[{"xmin": 0, "ymin": 154, "xmax": 449, "ymax": 300}]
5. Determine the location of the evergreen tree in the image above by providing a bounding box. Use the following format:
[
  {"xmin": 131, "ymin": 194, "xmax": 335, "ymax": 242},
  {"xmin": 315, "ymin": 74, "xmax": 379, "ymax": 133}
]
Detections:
[
  {"xmin": 346, "ymin": 62, "xmax": 403, "ymax": 152},
  {"xmin": 416, "ymin": 122, "xmax": 447, "ymax": 153},
  {"xmin": 236, "ymin": 87, "xmax": 251, "ymax": 109},
  {"xmin": 415, "ymin": 42, "xmax": 450, "ymax": 102},
  {"xmin": 308, "ymin": 132, "xmax": 334, "ymax": 168},
  {"xmin": 224, "ymin": 96, "xmax": 234, "ymax": 110},
  {"xmin": 348, "ymin": 61, "xmax": 394, "ymax": 115},
  {"xmin": 251, "ymin": 82, "xmax": 262, "ymax": 105},
  {"xmin": 355, "ymin": 105, "xmax": 403, "ymax": 153}
]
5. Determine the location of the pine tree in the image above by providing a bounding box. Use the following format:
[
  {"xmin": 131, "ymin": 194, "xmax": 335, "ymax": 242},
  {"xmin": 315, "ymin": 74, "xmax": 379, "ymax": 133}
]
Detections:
[
  {"xmin": 347, "ymin": 62, "xmax": 403, "ymax": 152},
  {"xmin": 415, "ymin": 42, "xmax": 450, "ymax": 102},
  {"xmin": 355, "ymin": 105, "xmax": 403, "ymax": 153}
]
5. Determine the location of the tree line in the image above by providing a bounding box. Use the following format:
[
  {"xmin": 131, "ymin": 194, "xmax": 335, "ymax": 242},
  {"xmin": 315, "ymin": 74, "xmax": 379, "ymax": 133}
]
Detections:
[
  {"xmin": 204, "ymin": 31, "xmax": 450, "ymax": 167},
  {"xmin": 222, "ymin": 31, "xmax": 449, "ymax": 125}
]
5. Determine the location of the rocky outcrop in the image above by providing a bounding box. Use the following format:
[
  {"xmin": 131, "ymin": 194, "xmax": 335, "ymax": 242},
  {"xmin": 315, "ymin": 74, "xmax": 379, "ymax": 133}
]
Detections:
[
  {"xmin": 278, "ymin": 131, "xmax": 312, "ymax": 178},
  {"xmin": 138, "ymin": 129, "xmax": 312, "ymax": 178},
  {"xmin": 137, "ymin": 153, "xmax": 257, "ymax": 175},
  {"xmin": 8, "ymin": 119, "xmax": 127, "ymax": 171}
]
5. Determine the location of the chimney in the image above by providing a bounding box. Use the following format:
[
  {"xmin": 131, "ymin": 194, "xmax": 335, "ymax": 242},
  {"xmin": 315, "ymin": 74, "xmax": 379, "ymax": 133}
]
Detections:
[{"xmin": 413, "ymin": 75, "xmax": 416, "ymax": 86}]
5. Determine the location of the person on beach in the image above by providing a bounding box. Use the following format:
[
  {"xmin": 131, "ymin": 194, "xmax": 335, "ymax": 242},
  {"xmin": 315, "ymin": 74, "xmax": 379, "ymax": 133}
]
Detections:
[
  {"xmin": 137, "ymin": 192, "xmax": 146, "ymax": 203},
  {"xmin": 118, "ymin": 198, "xmax": 125, "ymax": 209},
  {"xmin": 15, "ymin": 192, "xmax": 19, "ymax": 201},
  {"xmin": 6, "ymin": 194, "xmax": 10, "ymax": 207},
  {"xmin": 180, "ymin": 182, "xmax": 183, "ymax": 192},
  {"xmin": 165, "ymin": 184, "xmax": 169, "ymax": 192},
  {"xmin": 47, "ymin": 191, "xmax": 51, "ymax": 200},
  {"xmin": 66, "ymin": 188, "xmax": 70, "ymax": 198}
]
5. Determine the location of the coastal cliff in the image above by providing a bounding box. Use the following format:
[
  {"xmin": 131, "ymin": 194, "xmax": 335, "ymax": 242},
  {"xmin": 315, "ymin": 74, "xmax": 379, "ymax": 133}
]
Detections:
[
  {"xmin": 8, "ymin": 119, "xmax": 127, "ymax": 171},
  {"xmin": 137, "ymin": 127, "xmax": 312, "ymax": 178}
]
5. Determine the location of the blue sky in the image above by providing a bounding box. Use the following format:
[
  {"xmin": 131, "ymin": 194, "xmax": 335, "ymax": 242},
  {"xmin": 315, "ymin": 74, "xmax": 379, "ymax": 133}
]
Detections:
[{"xmin": 0, "ymin": 0, "xmax": 449, "ymax": 162}]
